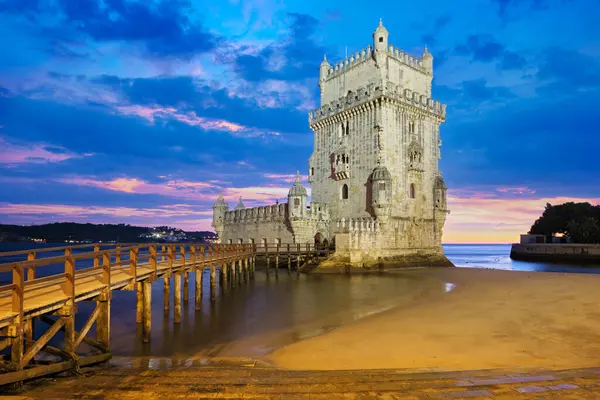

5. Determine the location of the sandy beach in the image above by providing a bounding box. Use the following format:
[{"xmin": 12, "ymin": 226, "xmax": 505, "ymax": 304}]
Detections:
[{"xmin": 268, "ymin": 267, "xmax": 600, "ymax": 371}]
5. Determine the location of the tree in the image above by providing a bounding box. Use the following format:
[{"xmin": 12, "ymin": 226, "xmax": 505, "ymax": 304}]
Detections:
[
  {"xmin": 529, "ymin": 202, "xmax": 600, "ymax": 243},
  {"xmin": 566, "ymin": 218, "xmax": 600, "ymax": 244}
]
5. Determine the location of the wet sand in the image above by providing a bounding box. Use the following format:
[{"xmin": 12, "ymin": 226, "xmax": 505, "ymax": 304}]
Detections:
[{"xmin": 268, "ymin": 267, "xmax": 600, "ymax": 371}]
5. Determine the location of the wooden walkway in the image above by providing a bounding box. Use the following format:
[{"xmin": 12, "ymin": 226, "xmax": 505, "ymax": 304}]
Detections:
[
  {"xmin": 0, "ymin": 242, "xmax": 326, "ymax": 387},
  {"xmin": 0, "ymin": 243, "xmax": 257, "ymax": 387}
]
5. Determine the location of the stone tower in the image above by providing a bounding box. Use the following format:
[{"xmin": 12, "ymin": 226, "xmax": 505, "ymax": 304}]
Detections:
[
  {"xmin": 211, "ymin": 194, "xmax": 228, "ymax": 240},
  {"xmin": 307, "ymin": 20, "xmax": 452, "ymax": 268}
]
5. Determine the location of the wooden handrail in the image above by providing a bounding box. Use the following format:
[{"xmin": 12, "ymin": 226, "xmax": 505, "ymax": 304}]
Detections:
[{"xmin": 0, "ymin": 243, "xmax": 116, "ymax": 257}]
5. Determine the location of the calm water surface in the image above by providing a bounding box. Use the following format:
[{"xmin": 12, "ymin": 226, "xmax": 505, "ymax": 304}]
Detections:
[{"xmin": 1, "ymin": 243, "xmax": 598, "ymax": 358}]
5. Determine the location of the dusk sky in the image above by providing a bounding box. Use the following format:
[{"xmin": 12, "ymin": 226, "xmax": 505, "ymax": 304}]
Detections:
[{"xmin": 1, "ymin": 0, "xmax": 599, "ymax": 243}]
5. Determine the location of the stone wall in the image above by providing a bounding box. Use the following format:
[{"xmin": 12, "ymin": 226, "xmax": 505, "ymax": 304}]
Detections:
[{"xmin": 510, "ymin": 243, "xmax": 600, "ymax": 264}]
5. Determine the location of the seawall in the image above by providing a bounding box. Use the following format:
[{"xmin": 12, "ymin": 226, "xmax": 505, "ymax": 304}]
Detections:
[{"xmin": 510, "ymin": 243, "xmax": 600, "ymax": 264}]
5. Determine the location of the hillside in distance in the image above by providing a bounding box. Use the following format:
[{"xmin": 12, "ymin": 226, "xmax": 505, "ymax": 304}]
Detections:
[{"xmin": 0, "ymin": 222, "xmax": 216, "ymax": 243}]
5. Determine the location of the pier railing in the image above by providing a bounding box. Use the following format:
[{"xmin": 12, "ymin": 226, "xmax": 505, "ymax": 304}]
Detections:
[
  {"xmin": 0, "ymin": 241, "xmax": 327, "ymax": 387},
  {"xmin": 0, "ymin": 242, "xmax": 256, "ymax": 387}
]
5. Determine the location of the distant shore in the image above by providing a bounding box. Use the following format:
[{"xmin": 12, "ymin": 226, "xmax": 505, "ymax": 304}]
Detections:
[{"xmin": 267, "ymin": 267, "xmax": 600, "ymax": 371}]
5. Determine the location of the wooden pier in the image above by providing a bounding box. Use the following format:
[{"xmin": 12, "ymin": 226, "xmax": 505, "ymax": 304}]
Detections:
[
  {"xmin": 0, "ymin": 242, "xmax": 330, "ymax": 387},
  {"xmin": 0, "ymin": 243, "xmax": 256, "ymax": 387}
]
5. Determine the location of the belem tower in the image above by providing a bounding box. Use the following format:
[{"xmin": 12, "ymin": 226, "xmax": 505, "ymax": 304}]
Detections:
[{"xmin": 212, "ymin": 20, "xmax": 453, "ymax": 270}]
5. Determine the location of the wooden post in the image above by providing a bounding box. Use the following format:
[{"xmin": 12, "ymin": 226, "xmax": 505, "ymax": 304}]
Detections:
[
  {"xmin": 97, "ymin": 251, "xmax": 111, "ymax": 348},
  {"xmin": 181, "ymin": 245, "xmax": 189, "ymax": 303},
  {"xmin": 195, "ymin": 245, "xmax": 204, "ymax": 310},
  {"xmin": 210, "ymin": 266, "xmax": 216, "ymax": 302},
  {"xmin": 136, "ymin": 281, "xmax": 143, "ymax": 323},
  {"xmin": 150, "ymin": 245, "xmax": 157, "ymax": 279},
  {"xmin": 297, "ymin": 243, "xmax": 301, "ymax": 270},
  {"xmin": 275, "ymin": 244, "xmax": 280, "ymax": 276},
  {"xmin": 174, "ymin": 273, "xmax": 182, "ymax": 324},
  {"xmin": 243, "ymin": 257, "xmax": 249, "ymax": 283},
  {"xmin": 116, "ymin": 245, "xmax": 121, "ymax": 265},
  {"xmin": 129, "ymin": 246, "xmax": 138, "ymax": 289},
  {"xmin": 161, "ymin": 245, "xmax": 166, "ymax": 262},
  {"xmin": 265, "ymin": 244, "xmax": 270, "ymax": 274},
  {"xmin": 142, "ymin": 280, "xmax": 151, "ymax": 343},
  {"xmin": 63, "ymin": 248, "xmax": 76, "ymax": 355},
  {"xmin": 164, "ymin": 246, "xmax": 173, "ymax": 315},
  {"xmin": 94, "ymin": 245, "xmax": 100, "ymax": 267},
  {"xmin": 23, "ymin": 251, "xmax": 36, "ymax": 345},
  {"xmin": 163, "ymin": 276, "xmax": 170, "ymax": 316},
  {"xmin": 10, "ymin": 261, "xmax": 25, "ymax": 368}
]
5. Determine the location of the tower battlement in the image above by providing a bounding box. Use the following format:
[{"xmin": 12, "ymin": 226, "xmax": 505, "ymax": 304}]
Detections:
[{"xmin": 321, "ymin": 45, "xmax": 430, "ymax": 83}]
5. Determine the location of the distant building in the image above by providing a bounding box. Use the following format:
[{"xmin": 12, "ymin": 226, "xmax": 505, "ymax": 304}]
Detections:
[
  {"xmin": 519, "ymin": 234, "xmax": 570, "ymax": 244},
  {"xmin": 212, "ymin": 20, "xmax": 452, "ymax": 269}
]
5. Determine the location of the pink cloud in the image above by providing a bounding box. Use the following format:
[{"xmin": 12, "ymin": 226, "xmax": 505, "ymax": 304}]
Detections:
[
  {"xmin": 445, "ymin": 195, "xmax": 600, "ymax": 243},
  {"xmin": 115, "ymin": 105, "xmax": 280, "ymax": 138},
  {"xmin": 263, "ymin": 173, "xmax": 309, "ymax": 183},
  {"xmin": 496, "ymin": 186, "xmax": 536, "ymax": 195},
  {"xmin": 0, "ymin": 137, "xmax": 93, "ymax": 165},
  {"xmin": 56, "ymin": 175, "xmax": 307, "ymax": 205},
  {"xmin": 59, "ymin": 177, "xmax": 217, "ymax": 199}
]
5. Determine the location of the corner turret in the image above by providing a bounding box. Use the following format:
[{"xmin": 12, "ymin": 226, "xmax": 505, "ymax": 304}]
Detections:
[
  {"xmin": 421, "ymin": 45, "xmax": 433, "ymax": 74},
  {"xmin": 373, "ymin": 19, "xmax": 389, "ymax": 53},
  {"xmin": 212, "ymin": 193, "xmax": 229, "ymax": 242},
  {"xmin": 319, "ymin": 54, "xmax": 330, "ymax": 82},
  {"xmin": 287, "ymin": 171, "xmax": 307, "ymax": 219}
]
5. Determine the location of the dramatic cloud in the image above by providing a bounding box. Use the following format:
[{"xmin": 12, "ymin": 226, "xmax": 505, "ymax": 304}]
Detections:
[
  {"xmin": 455, "ymin": 34, "xmax": 526, "ymax": 70},
  {"xmin": 0, "ymin": 0, "xmax": 219, "ymax": 58},
  {"xmin": 0, "ymin": 136, "xmax": 93, "ymax": 165}
]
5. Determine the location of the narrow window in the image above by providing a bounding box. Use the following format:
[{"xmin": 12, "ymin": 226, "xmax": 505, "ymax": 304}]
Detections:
[
  {"xmin": 228, "ymin": 239, "xmax": 233, "ymax": 244},
  {"xmin": 409, "ymin": 183, "xmax": 415, "ymax": 199},
  {"xmin": 294, "ymin": 198, "xmax": 300, "ymax": 207},
  {"xmin": 311, "ymin": 167, "xmax": 314, "ymax": 175},
  {"xmin": 341, "ymin": 184, "xmax": 349, "ymax": 200},
  {"xmin": 378, "ymin": 182, "xmax": 385, "ymax": 191},
  {"xmin": 379, "ymin": 37, "xmax": 383, "ymax": 43}
]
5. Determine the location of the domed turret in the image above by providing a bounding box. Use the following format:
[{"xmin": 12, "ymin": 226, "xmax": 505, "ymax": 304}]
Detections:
[
  {"xmin": 373, "ymin": 18, "xmax": 389, "ymax": 53},
  {"xmin": 371, "ymin": 160, "xmax": 392, "ymax": 222},
  {"xmin": 288, "ymin": 171, "xmax": 308, "ymax": 197},
  {"xmin": 288, "ymin": 171, "xmax": 307, "ymax": 219},
  {"xmin": 234, "ymin": 197, "xmax": 245, "ymax": 210}
]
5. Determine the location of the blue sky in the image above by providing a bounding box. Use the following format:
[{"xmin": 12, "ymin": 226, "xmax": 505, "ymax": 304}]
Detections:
[{"xmin": 1, "ymin": 0, "xmax": 599, "ymax": 242}]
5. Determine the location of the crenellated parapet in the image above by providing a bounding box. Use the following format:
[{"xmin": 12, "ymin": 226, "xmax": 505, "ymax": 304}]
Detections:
[
  {"xmin": 224, "ymin": 203, "xmax": 288, "ymax": 224},
  {"xmin": 309, "ymin": 80, "xmax": 446, "ymax": 128},
  {"xmin": 321, "ymin": 44, "xmax": 428, "ymax": 83},
  {"xmin": 222, "ymin": 201, "xmax": 332, "ymax": 225}
]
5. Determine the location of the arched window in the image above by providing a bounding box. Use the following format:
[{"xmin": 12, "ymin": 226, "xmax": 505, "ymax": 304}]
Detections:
[
  {"xmin": 341, "ymin": 184, "xmax": 349, "ymax": 200},
  {"xmin": 294, "ymin": 198, "xmax": 300, "ymax": 207},
  {"xmin": 409, "ymin": 183, "xmax": 415, "ymax": 199}
]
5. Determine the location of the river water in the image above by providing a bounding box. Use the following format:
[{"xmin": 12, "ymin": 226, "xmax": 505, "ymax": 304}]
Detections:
[{"xmin": 1, "ymin": 243, "xmax": 598, "ymax": 358}]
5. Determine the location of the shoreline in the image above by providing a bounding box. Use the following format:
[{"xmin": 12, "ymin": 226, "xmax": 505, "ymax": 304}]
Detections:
[{"xmin": 266, "ymin": 267, "xmax": 600, "ymax": 371}]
